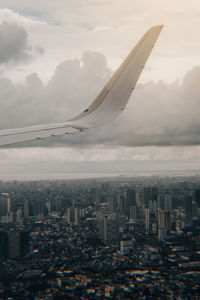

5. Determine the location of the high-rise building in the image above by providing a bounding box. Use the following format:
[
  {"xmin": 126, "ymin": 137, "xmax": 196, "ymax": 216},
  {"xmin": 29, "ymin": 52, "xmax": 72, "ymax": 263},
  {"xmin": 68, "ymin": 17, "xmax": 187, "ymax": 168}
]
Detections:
[
  {"xmin": 130, "ymin": 205, "xmax": 137, "ymax": 220},
  {"xmin": 67, "ymin": 207, "xmax": 80, "ymax": 225},
  {"xmin": 145, "ymin": 208, "xmax": 156, "ymax": 231},
  {"xmin": 195, "ymin": 189, "xmax": 200, "ymax": 208},
  {"xmin": 184, "ymin": 195, "xmax": 193, "ymax": 226},
  {"xmin": 24, "ymin": 200, "xmax": 29, "ymax": 217},
  {"xmin": 34, "ymin": 200, "xmax": 44, "ymax": 216},
  {"xmin": 157, "ymin": 208, "xmax": 172, "ymax": 240},
  {"xmin": 0, "ymin": 193, "xmax": 11, "ymax": 216},
  {"xmin": 158, "ymin": 195, "xmax": 164, "ymax": 210},
  {"xmin": 74, "ymin": 208, "xmax": 80, "ymax": 225},
  {"xmin": 126, "ymin": 189, "xmax": 136, "ymax": 218},
  {"xmin": 143, "ymin": 187, "xmax": 158, "ymax": 207},
  {"xmin": 98, "ymin": 214, "xmax": 119, "ymax": 242},
  {"xmin": 0, "ymin": 230, "xmax": 29, "ymax": 259},
  {"xmin": 0, "ymin": 232, "xmax": 8, "ymax": 258},
  {"xmin": 127, "ymin": 189, "xmax": 136, "ymax": 206},
  {"xmin": 109, "ymin": 194, "xmax": 117, "ymax": 213},
  {"xmin": 195, "ymin": 189, "xmax": 200, "ymax": 217},
  {"xmin": 164, "ymin": 195, "xmax": 172, "ymax": 211}
]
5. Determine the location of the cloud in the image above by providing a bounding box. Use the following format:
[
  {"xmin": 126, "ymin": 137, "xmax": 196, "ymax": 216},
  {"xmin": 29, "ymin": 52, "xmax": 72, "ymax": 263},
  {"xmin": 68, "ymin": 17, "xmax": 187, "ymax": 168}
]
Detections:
[
  {"xmin": 0, "ymin": 21, "xmax": 44, "ymax": 66},
  {"xmin": 0, "ymin": 21, "xmax": 28, "ymax": 63},
  {"xmin": 0, "ymin": 8, "xmax": 45, "ymax": 25},
  {"xmin": 0, "ymin": 50, "xmax": 200, "ymax": 148},
  {"xmin": 1, "ymin": 145, "xmax": 200, "ymax": 180},
  {"xmin": 0, "ymin": 51, "xmax": 111, "ymax": 130}
]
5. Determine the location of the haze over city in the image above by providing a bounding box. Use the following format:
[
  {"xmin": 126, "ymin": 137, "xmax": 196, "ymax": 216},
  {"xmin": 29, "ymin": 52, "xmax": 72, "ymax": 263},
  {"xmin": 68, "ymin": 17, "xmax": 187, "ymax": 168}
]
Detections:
[{"xmin": 1, "ymin": 1, "xmax": 200, "ymax": 178}]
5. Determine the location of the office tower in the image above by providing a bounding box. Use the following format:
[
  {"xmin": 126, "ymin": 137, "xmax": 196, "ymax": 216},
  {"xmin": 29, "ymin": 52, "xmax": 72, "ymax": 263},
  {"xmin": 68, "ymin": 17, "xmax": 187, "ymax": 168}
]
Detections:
[
  {"xmin": 195, "ymin": 189, "xmax": 200, "ymax": 207},
  {"xmin": 164, "ymin": 194, "xmax": 172, "ymax": 211},
  {"xmin": 130, "ymin": 205, "xmax": 137, "ymax": 220},
  {"xmin": 67, "ymin": 207, "xmax": 74, "ymax": 224},
  {"xmin": 8, "ymin": 230, "xmax": 29, "ymax": 259},
  {"xmin": 79, "ymin": 208, "xmax": 85, "ymax": 218},
  {"xmin": 184, "ymin": 195, "xmax": 193, "ymax": 226},
  {"xmin": 145, "ymin": 208, "xmax": 150, "ymax": 231},
  {"xmin": 143, "ymin": 187, "xmax": 158, "ymax": 207},
  {"xmin": 158, "ymin": 210, "xmax": 167, "ymax": 240},
  {"xmin": 67, "ymin": 207, "xmax": 79, "ymax": 225},
  {"xmin": 9, "ymin": 231, "xmax": 21, "ymax": 259},
  {"xmin": 24, "ymin": 200, "xmax": 29, "ymax": 217},
  {"xmin": 115, "ymin": 192, "xmax": 122, "ymax": 212},
  {"xmin": 0, "ymin": 232, "xmax": 8, "ymax": 258},
  {"xmin": 56, "ymin": 199, "xmax": 62, "ymax": 213},
  {"xmin": 0, "ymin": 193, "xmax": 11, "ymax": 216},
  {"xmin": 158, "ymin": 195, "xmax": 164, "ymax": 210},
  {"xmin": 74, "ymin": 208, "xmax": 80, "ymax": 225},
  {"xmin": 119, "ymin": 194, "xmax": 125, "ymax": 215},
  {"xmin": 157, "ymin": 207, "xmax": 172, "ymax": 240},
  {"xmin": 101, "ymin": 183, "xmax": 109, "ymax": 192},
  {"xmin": 127, "ymin": 189, "xmax": 136, "ymax": 206},
  {"xmin": 145, "ymin": 194, "xmax": 157, "ymax": 232},
  {"xmin": 145, "ymin": 207, "xmax": 157, "ymax": 232},
  {"xmin": 126, "ymin": 189, "xmax": 136, "ymax": 218},
  {"xmin": 98, "ymin": 214, "xmax": 119, "ymax": 242},
  {"xmin": 164, "ymin": 211, "xmax": 171, "ymax": 230},
  {"xmin": 34, "ymin": 200, "xmax": 44, "ymax": 216},
  {"xmin": 0, "ymin": 230, "xmax": 29, "ymax": 259},
  {"xmin": 195, "ymin": 189, "xmax": 200, "ymax": 217},
  {"xmin": 109, "ymin": 194, "xmax": 117, "ymax": 213},
  {"xmin": 149, "ymin": 200, "xmax": 157, "ymax": 211}
]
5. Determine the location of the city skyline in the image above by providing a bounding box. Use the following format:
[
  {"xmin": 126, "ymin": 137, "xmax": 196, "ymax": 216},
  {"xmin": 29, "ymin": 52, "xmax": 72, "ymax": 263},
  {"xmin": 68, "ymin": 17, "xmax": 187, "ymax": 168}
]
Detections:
[{"xmin": 0, "ymin": 174, "xmax": 199, "ymax": 298}]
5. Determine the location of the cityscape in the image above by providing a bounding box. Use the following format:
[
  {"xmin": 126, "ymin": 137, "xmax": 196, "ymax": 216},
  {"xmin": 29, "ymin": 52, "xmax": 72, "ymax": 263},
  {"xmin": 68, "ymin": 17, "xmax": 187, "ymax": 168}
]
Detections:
[{"xmin": 0, "ymin": 174, "xmax": 200, "ymax": 299}]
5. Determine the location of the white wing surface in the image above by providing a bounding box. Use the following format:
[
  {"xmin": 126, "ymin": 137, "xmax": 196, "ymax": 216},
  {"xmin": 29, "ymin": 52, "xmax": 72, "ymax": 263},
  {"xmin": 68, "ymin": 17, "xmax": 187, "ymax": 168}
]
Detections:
[{"xmin": 0, "ymin": 25, "xmax": 163, "ymax": 146}]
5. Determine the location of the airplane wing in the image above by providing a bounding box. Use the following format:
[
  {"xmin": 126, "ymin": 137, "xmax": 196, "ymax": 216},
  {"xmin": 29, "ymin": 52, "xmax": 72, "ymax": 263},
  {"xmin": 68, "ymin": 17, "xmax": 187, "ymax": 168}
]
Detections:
[{"xmin": 0, "ymin": 25, "xmax": 163, "ymax": 146}]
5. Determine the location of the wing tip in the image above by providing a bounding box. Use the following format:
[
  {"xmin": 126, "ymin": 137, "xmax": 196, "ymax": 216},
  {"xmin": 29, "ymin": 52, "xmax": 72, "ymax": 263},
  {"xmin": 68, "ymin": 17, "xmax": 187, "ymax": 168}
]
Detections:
[{"xmin": 149, "ymin": 24, "xmax": 164, "ymax": 32}]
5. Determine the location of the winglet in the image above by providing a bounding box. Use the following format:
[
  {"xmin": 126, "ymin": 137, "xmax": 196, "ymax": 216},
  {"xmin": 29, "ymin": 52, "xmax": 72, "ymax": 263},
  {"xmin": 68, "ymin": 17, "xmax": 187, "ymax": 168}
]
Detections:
[{"xmin": 69, "ymin": 25, "xmax": 164, "ymax": 128}]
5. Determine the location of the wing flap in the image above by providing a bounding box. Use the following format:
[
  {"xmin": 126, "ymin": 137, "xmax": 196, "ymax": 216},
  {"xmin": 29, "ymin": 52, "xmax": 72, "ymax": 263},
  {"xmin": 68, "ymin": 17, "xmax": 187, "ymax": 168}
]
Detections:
[{"xmin": 0, "ymin": 125, "xmax": 79, "ymax": 146}]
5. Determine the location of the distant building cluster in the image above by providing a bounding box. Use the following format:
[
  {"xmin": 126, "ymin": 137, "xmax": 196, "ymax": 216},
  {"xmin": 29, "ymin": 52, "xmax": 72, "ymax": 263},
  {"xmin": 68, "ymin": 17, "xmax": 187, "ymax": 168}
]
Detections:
[{"xmin": 0, "ymin": 176, "xmax": 200, "ymax": 298}]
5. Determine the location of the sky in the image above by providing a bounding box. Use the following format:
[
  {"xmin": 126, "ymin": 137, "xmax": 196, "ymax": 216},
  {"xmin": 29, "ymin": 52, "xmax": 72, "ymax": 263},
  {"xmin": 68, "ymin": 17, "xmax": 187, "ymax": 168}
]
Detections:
[{"xmin": 1, "ymin": 0, "xmax": 200, "ymax": 179}]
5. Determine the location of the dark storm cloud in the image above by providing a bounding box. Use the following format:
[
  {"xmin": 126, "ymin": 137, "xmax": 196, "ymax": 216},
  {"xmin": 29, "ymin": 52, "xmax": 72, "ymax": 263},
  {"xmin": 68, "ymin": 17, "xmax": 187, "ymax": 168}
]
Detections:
[
  {"xmin": 0, "ymin": 21, "xmax": 44, "ymax": 64},
  {"xmin": 1, "ymin": 51, "xmax": 200, "ymax": 148}
]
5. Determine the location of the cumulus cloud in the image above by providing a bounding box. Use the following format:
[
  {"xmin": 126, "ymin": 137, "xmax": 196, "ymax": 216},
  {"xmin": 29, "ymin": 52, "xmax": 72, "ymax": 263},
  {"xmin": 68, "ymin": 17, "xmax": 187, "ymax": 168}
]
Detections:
[
  {"xmin": 0, "ymin": 50, "xmax": 200, "ymax": 148},
  {"xmin": 0, "ymin": 21, "xmax": 28, "ymax": 64},
  {"xmin": 0, "ymin": 21, "xmax": 44, "ymax": 65}
]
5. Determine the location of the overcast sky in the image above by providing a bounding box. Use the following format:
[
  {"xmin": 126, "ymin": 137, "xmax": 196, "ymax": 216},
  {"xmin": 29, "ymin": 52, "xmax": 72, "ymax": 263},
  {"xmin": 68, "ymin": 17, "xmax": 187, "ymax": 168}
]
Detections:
[{"xmin": 0, "ymin": 0, "xmax": 200, "ymax": 179}]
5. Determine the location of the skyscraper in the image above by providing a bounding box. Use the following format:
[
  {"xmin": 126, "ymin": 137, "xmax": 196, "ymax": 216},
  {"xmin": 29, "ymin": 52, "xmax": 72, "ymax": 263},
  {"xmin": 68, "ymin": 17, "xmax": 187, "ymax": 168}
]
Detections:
[
  {"xmin": 0, "ymin": 230, "xmax": 29, "ymax": 259},
  {"xmin": 164, "ymin": 195, "xmax": 172, "ymax": 211},
  {"xmin": 143, "ymin": 187, "xmax": 158, "ymax": 207},
  {"xmin": 98, "ymin": 214, "xmax": 119, "ymax": 242},
  {"xmin": 24, "ymin": 200, "xmax": 29, "ymax": 217},
  {"xmin": 67, "ymin": 207, "xmax": 80, "ymax": 225},
  {"xmin": 0, "ymin": 193, "xmax": 11, "ymax": 216}
]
